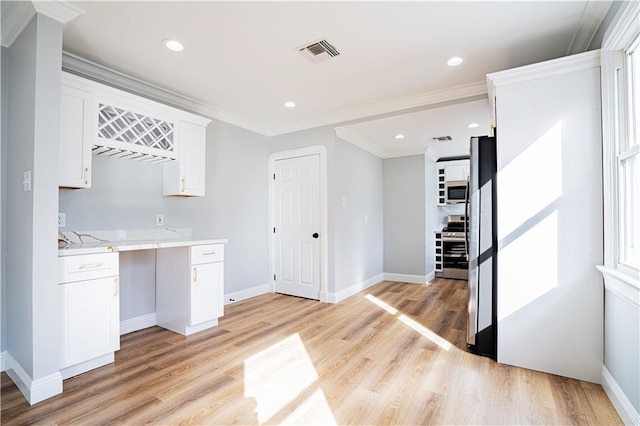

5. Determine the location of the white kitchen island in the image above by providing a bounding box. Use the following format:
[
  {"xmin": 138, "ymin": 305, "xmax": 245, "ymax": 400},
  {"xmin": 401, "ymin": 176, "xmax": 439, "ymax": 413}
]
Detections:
[{"xmin": 58, "ymin": 228, "xmax": 228, "ymax": 379}]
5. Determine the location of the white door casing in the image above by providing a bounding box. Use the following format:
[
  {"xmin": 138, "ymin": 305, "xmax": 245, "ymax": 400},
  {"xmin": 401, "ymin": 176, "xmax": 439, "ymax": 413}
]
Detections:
[{"xmin": 269, "ymin": 146, "xmax": 328, "ymax": 301}]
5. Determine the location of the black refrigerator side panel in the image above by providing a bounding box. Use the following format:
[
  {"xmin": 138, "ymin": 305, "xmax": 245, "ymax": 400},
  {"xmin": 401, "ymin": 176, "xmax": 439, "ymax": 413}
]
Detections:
[
  {"xmin": 469, "ymin": 135, "xmax": 497, "ymax": 359},
  {"xmin": 477, "ymin": 135, "xmax": 497, "ymax": 359}
]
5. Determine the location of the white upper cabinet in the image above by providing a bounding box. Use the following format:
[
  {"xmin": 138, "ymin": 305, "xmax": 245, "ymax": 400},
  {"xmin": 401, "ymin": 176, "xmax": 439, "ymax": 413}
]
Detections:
[
  {"xmin": 163, "ymin": 121, "xmax": 207, "ymax": 197},
  {"xmin": 444, "ymin": 160, "xmax": 470, "ymax": 182},
  {"xmin": 59, "ymin": 84, "xmax": 94, "ymax": 188},
  {"xmin": 58, "ymin": 72, "xmax": 210, "ymax": 195}
]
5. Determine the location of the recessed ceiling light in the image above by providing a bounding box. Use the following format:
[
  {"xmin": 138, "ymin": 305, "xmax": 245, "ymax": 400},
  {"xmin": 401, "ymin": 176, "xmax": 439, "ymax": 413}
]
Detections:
[
  {"xmin": 163, "ymin": 39, "xmax": 184, "ymax": 52},
  {"xmin": 467, "ymin": 122, "xmax": 479, "ymax": 129},
  {"xmin": 394, "ymin": 134, "xmax": 405, "ymax": 140},
  {"xmin": 284, "ymin": 101, "xmax": 296, "ymax": 108},
  {"xmin": 447, "ymin": 56, "xmax": 464, "ymax": 67}
]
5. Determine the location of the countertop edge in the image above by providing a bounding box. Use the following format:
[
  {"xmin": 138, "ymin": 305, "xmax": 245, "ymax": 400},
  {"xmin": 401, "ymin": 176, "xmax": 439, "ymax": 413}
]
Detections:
[{"xmin": 58, "ymin": 238, "xmax": 229, "ymax": 256}]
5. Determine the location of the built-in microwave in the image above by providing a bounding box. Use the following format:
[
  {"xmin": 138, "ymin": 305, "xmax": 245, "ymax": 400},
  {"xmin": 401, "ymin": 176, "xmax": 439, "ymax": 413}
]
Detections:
[{"xmin": 445, "ymin": 180, "xmax": 467, "ymax": 204}]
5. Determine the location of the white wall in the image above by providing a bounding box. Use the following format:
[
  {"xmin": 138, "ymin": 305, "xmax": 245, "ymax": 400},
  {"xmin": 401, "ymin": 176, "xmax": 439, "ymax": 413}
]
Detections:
[
  {"xmin": 494, "ymin": 58, "xmax": 603, "ymax": 383},
  {"xmin": 5, "ymin": 14, "xmax": 63, "ymax": 400},
  {"xmin": 383, "ymin": 155, "xmax": 426, "ymax": 277}
]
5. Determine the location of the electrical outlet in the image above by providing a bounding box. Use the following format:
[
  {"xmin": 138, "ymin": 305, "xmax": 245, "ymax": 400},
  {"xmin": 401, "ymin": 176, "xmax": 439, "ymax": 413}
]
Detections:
[
  {"xmin": 156, "ymin": 214, "xmax": 164, "ymax": 227},
  {"xmin": 58, "ymin": 213, "xmax": 66, "ymax": 228}
]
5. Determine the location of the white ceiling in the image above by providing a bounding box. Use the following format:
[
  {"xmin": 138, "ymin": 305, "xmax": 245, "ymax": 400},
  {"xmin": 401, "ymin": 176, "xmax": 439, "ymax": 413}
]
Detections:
[
  {"xmin": 336, "ymin": 98, "xmax": 491, "ymax": 159},
  {"xmin": 61, "ymin": 1, "xmax": 610, "ymax": 158}
]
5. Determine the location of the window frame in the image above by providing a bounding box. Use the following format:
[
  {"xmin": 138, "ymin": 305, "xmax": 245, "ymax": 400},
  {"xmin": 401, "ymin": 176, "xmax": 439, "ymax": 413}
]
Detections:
[{"xmin": 600, "ymin": 1, "xmax": 640, "ymax": 287}]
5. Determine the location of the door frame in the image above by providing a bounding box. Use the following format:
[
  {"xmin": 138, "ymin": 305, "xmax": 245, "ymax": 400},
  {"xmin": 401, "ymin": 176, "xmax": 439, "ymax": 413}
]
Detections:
[{"xmin": 268, "ymin": 145, "xmax": 328, "ymax": 301}]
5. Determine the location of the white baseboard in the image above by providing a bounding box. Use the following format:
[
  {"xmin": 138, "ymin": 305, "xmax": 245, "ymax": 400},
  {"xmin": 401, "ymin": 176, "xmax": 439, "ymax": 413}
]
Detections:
[
  {"xmin": 601, "ymin": 365, "xmax": 640, "ymax": 425},
  {"xmin": 326, "ymin": 273, "xmax": 384, "ymax": 304},
  {"xmin": 0, "ymin": 351, "xmax": 6, "ymax": 372},
  {"xmin": 225, "ymin": 283, "xmax": 271, "ymax": 305},
  {"xmin": 384, "ymin": 272, "xmax": 432, "ymax": 284},
  {"xmin": 3, "ymin": 352, "xmax": 62, "ymax": 405},
  {"xmin": 120, "ymin": 313, "xmax": 157, "ymax": 335},
  {"xmin": 60, "ymin": 353, "xmax": 114, "ymax": 380}
]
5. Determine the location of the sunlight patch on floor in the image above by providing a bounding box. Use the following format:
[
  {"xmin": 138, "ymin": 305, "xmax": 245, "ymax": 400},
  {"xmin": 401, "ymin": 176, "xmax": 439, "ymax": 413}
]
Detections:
[
  {"xmin": 364, "ymin": 294, "xmax": 398, "ymax": 314},
  {"xmin": 365, "ymin": 293, "xmax": 452, "ymax": 351},
  {"xmin": 397, "ymin": 314, "xmax": 452, "ymax": 351},
  {"xmin": 244, "ymin": 333, "xmax": 319, "ymax": 423},
  {"xmin": 279, "ymin": 389, "xmax": 337, "ymax": 426}
]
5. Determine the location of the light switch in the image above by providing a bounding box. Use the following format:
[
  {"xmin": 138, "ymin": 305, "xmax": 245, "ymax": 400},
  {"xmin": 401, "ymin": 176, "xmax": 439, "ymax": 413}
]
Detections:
[
  {"xmin": 58, "ymin": 213, "xmax": 66, "ymax": 228},
  {"xmin": 156, "ymin": 214, "xmax": 165, "ymax": 226}
]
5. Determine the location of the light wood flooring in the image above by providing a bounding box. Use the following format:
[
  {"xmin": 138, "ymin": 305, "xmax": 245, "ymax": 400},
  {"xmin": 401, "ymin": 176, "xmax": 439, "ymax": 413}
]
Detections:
[{"xmin": 1, "ymin": 279, "xmax": 621, "ymax": 425}]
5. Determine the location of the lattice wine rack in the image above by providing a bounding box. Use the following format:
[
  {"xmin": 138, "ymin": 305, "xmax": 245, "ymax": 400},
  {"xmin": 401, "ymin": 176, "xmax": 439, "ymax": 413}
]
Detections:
[{"xmin": 93, "ymin": 103, "xmax": 177, "ymax": 163}]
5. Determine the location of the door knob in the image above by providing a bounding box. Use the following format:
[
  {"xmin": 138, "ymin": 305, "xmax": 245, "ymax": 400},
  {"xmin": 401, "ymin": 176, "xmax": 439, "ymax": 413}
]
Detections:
[{"xmin": 312, "ymin": 233, "xmax": 319, "ymax": 239}]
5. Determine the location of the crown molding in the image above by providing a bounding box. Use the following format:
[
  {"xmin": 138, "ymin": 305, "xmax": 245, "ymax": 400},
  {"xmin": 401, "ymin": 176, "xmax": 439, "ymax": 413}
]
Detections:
[
  {"xmin": 61, "ymin": 50, "xmax": 487, "ymax": 139},
  {"xmin": 62, "ymin": 51, "xmax": 270, "ymax": 135},
  {"xmin": 334, "ymin": 127, "xmax": 386, "ymax": 158},
  {"xmin": 566, "ymin": 0, "xmax": 613, "ymax": 55},
  {"xmin": 425, "ymin": 147, "xmax": 440, "ymax": 162},
  {"xmin": 1, "ymin": 1, "xmax": 83, "ymax": 48},
  {"xmin": 32, "ymin": 1, "xmax": 84, "ymax": 24},
  {"xmin": 602, "ymin": 0, "xmax": 640, "ymax": 50},
  {"xmin": 335, "ymin": 127, "xmax": 433, "ymax": 160},
  {"xmin": 487, "ymin": 49, "xmax": 601, "ymax": 92},
  {"xmin": 383, "ymin": 147, "xmax": 428, "ymax": 160},
  {"xmin": 1, "ymin": 1, "xmax": 35, "ymax": 48},
  {"xmin": 267, "ymin": 80, "xmax": 487, "ymax": 136}
]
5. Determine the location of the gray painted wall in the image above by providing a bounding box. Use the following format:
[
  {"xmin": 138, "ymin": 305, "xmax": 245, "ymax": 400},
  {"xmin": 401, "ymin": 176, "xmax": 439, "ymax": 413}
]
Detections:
[
  {"xmin": 1, "ymin": 47, "xmax": 7, "ymax": 353},
  {"xmin": 383, "ymin": 155, "xmax": 426, "ymax": 276},
  {"xmin": 59, "ymin": 118, "xmax": 271, "ymax": 309},
  {"xmin": 605, "ymin": 291, "xmax": 640, "ymax": 413},
  {"xmin": 5, "ymin": 14, "xmax": 62, "ymax": 380},
  {"xmin": 269, "ymin": 127, "xmax": 338, "ymax": 292},
  {"xmin": 333, "ymin": 138, "xmax": 383, "ymax": 292},
  {"xmin": 269, "ymin": 127, "xmax": 385, "ymax": 294}
]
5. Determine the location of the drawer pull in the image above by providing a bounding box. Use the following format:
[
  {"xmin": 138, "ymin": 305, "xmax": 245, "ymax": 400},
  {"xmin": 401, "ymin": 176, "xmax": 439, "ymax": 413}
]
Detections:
[
  {"xmin": 201, "ymin": 251, "xmax": 217, "ymax": 256},
  {"xmin": 193, "ymin": 267, "xmax": 197, "ymax": 282},
  {"xmin": 78, "ymin": 263, "xmax": 104, "ymax": 270},
  {"xmin": 114, "ymin": 278, "xmax": 119, "ymax": 297}
]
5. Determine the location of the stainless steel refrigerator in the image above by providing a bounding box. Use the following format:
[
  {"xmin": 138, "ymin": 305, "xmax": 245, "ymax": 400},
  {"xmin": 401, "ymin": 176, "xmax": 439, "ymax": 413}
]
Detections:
[{"xmin": 467, "ymin": 135, "xmax": 497, "ymax": 359}]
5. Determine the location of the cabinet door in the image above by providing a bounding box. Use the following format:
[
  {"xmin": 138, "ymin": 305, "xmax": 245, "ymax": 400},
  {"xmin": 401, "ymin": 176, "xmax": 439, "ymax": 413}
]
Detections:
[
  {"xmin": 180, "ymin": 121, "xmax": 206, "ymax": 196},
  {"xmin": 163, "ymin": 121, "xmax": 206, "ymax": 197},
  {"xmin": 190, "ymin": 262, "xmax": 223, "ymax": 326},
  {"xmin": 445, "ymin": 164, "xmax": 467, "ymax": 181},
  {"xmin": 60, "ymin": 277, "xmax": 120, "ymax": 368},
  {"xmin": 60, "ymin": 85, "xmax": 94, "ymax": 188}
]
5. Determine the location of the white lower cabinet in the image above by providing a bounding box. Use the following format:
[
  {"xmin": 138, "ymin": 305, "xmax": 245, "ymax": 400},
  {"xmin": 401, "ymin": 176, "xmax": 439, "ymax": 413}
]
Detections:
[
  {"xmin": 156, "ymin": 244, "xmax": 224, "ymax": 335},
  {"xmin": 58, "ymin": 253, "xmax": 120, "ymax": 378}
]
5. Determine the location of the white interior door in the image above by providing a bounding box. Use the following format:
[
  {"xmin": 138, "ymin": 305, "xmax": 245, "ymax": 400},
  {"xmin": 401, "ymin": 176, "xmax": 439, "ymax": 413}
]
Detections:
[{"xmin": 273, "ymin": 154, "xmax": 321, "ymax": 299}]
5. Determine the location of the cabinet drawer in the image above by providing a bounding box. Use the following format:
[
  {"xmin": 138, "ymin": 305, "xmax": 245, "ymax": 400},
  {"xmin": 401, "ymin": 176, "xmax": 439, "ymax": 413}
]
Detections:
[
  {"xmin": 191, "ymin": 244, "xmax": 224, "ymax": 265},
  {"xmin": 59, "ymin": 253, "xmax": 119, "ymax": 283}
]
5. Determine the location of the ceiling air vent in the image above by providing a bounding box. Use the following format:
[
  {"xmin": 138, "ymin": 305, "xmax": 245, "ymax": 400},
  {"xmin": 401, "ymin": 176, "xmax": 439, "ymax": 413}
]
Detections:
[
  {"xmin": 298, "ymin": 39, "xmax": 340, "ymax": 64},
  {"xmin": 432, "ymin": 136, "xmax": 453, "ymax": 143}
]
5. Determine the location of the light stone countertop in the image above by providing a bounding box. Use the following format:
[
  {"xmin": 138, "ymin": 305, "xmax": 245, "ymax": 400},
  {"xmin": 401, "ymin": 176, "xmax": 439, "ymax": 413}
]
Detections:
[{"xmin": 58, "ymin": 228, "xmax": 228, "ymax": 256}]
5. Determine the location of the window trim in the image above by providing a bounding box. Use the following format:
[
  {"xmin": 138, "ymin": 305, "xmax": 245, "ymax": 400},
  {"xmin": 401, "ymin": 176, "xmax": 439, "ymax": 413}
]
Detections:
[{"xmin": 600, "ymin": 0, "xmax": 640, "ymax": 288}]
